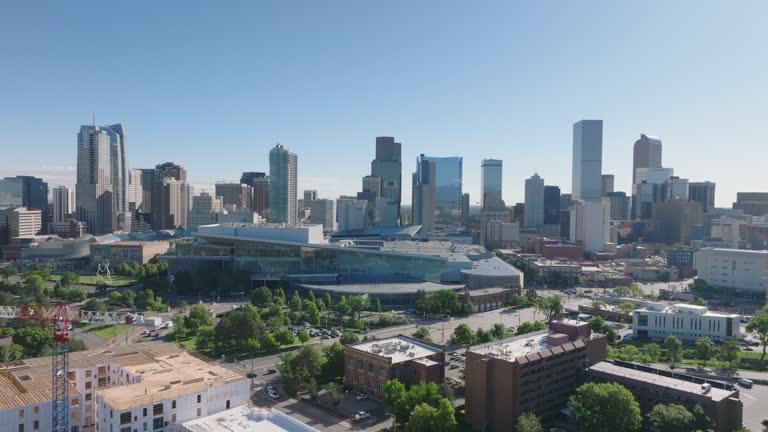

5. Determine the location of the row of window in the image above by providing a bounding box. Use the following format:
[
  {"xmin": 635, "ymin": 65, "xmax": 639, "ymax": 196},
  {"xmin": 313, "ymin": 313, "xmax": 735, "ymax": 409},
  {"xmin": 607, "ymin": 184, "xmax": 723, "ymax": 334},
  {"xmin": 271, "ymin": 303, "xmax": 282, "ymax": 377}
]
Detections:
[{"xmin": 346, "ymin": 357, "xmax": 387, "ymax": 378}]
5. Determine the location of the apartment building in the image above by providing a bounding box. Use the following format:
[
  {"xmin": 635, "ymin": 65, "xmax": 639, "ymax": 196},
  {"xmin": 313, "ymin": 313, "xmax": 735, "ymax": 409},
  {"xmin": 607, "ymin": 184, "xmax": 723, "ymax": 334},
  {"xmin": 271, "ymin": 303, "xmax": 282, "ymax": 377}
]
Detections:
[
  {"xmin": 632, "ymin": 303, "xmax": 740, "ymax": 342},
  {"xmin": 464, "ymin": 320, "xmax": 607, "ymax": 432},
  {"xmin": 344, "ymin": 336, "xmax": 445, "ymax": 398},
  {"xmin": 0, "ymin": 372, "xmax": 83, "ymax": 432}
]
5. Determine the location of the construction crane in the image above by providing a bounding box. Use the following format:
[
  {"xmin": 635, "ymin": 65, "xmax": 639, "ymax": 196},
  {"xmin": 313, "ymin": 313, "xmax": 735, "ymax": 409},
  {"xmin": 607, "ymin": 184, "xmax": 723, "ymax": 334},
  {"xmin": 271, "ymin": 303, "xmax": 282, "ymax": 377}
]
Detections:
[{"xmin": 0, "ymin": 304, "xmax": 137, "ymax": 432}]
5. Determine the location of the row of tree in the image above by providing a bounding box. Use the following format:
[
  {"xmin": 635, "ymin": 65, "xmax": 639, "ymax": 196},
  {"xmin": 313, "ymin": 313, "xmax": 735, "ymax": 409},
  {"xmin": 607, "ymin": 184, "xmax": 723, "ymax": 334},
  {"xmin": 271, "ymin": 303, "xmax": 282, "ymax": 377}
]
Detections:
[
  {"xmin": 448, "ymin": 320, "xmax": 548, "ymax": 346},
  {"xmin": 383, "ymin": 380, "xmax": 456, "ymax": 432}
]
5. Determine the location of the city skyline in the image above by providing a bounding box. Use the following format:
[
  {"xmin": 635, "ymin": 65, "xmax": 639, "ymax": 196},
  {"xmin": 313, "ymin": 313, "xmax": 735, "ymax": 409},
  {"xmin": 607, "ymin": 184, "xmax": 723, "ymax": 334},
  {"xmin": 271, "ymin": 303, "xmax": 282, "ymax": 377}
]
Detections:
[{"xmin": 1, "ymin": 3, "xmax": 766, "ymax": 207}]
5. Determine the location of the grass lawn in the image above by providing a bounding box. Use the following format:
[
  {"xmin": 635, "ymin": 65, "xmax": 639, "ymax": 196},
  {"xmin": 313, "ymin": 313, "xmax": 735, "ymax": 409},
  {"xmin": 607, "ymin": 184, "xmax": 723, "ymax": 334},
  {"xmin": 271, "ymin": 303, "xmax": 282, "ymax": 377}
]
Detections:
[
  {"xmin": 174, "ymin": 337, "xmax": 199, "ymax": 351},
  {"xmin": 79, "ymin": 323, "xmax": 133, "ymax": 340},
  {"xmin": 50, "ymin": 274, "xmax": 139, "ymax": 287}
]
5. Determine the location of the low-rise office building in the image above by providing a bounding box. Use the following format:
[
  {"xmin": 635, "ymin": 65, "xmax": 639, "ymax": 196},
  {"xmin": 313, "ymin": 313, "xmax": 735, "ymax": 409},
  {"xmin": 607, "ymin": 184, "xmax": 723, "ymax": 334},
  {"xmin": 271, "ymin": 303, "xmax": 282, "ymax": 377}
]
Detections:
[
  {"xmin": 695, "ymin": 248, "xmax": 768, "ymax": 294},
  {"xmin": 464, "ymin": 320, "xmax": 607, "ymax": 431},
  {"xmin": 344, "ymin": 336, "xmax": 445, "ymax": 397},
  {"xmin": 632, "ymin": 303, "xmax": 740, "ymax": 342},
  {"xmin": 587, "ymin": 361, "xmax": 742, "ymax": 432}
]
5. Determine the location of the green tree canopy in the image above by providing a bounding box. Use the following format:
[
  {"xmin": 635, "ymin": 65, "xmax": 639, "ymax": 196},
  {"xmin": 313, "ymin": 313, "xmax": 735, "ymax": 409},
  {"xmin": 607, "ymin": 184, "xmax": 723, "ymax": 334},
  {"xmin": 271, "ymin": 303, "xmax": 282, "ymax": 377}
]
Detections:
[
  {"xmin": 60, "ymin": 272, "xmax": 80, "ymax": 287},
  {"xmin": 645, "ymin": 403, "xmax": 695, "ymax": 432},
  {"xmin": 450, "ymin": 324, "xmax": 475, "ymax": 345},
  {"xmin": 515, "ymin": 412, "xmax": 544, "ymax": 432},
  {"xmin": 83, "ymin": 298, "xmax": 107, "ymax": 312},
  {"xmin": 567, "ymin": 382, "xmax": 641, "ymax": 432},
  {"xmin": 747, "ymin": 314, "xmax": 768, "ymax": 365},
  {"xmin": 491, "ymin": 323, "xmax": 506, "ymax": 339},
  {"xmin": 185, "ymin": 304, "xmax": 212, "ymax": 335},
  {"xmin": 412, "ymin": 327, "xmax": 432, "ymax": 341},
  {"xmin": 12, "ymin": 326, "xmax": 53, "ymax": 357},
  {"xmin": 664, "ymin": 336, "xmax": 683, "ymax": 363},
  {"xmin": 340, "ymin": 332, "xmax": 359, "ymax": 345},
  {"xmin": 535, "ymin": 296, "xmax": 563, "ymax": 322},
  {"xmin": 214, "ymin": 305, "xmax": 267, "ymax": 352},
  {"xmin": 278, "ymin": 345, "xmax": 325, "ymax": 395},
  {"xmin": 250, "ymin": 286, "xmax": 272, "ymax": 307},
  {"xmin": 693, "ymin": 337, "xmax": 716, "ymax": 361}
]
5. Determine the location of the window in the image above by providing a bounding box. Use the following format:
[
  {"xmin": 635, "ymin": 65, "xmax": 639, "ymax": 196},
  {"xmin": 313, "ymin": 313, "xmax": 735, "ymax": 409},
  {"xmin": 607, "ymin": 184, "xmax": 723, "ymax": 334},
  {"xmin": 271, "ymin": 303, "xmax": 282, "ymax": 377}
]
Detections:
[
  {"xmin": 67, "ymin": 371, "xmax": 76, "ymax": 381},
  {"xmin": 71, "ymin": 399, "xmax": 79, "ymax": 408},
  {"xmin": 33, "ymin": 406, "xmax": 39, "ymax": 415},
  {"xmin": 197, "ymin": 395, "xmax": 201, "ymax": 403},
  {"xmin": 143, "ymin": 408, "xmax": 147, "ymax": 417},
  {"xmin": 197, "ymin": 408, "xmax": 201, "ymax": 417},
  {"xmin": 86, "ymin": 370, "xmax": 92, "ymax": 378},
  {"xmin": 33, "ymin": 421, "xmax": 39, "ymax": 431},
  {"xmin": 120, "ymin": 412, "xmax": 131, "ymax": 425},
  {"xmin": 368, "ymin": 363, "xmax": 374, "ymax": 374},
  {"xmin": 171, "ymin": 414, "xmax": 176, "ymax": 423},
  {"xmin": 347, "ymin": 357, "xmax": 353, "ymax": 368},
  {"xmin": 143, "ymin": 422, "xmax": 147, "ymax": 431},
  {"xmin": 18, "ymin": 424, "xmax": 24, "ymax": 432},
  {"xmin": 379, "ymin": 367, "xmax": 385, "ymax": 378},
  {"xmin": 226, "ymin": 400, "xmax": 230, "ymax": 409},
  {"xmin": 171, "ymin": 400, "xmax": 176, "ymax": 409},
  {"xmin": 19, "ymin": 409, "xmax": 24, "ymax": 418},
  {"xmin": 358, "ymin": 360, "xmax": 364, "ymax": 369},
  {"xmin": 153, "ymin": 404, "xmax": 163, "ymax": 416},
  {"xmin": 85, "ymin": 382, "xmax": 92, "ymax": 390},
  {"xmin": 85, "ymin": 394, "xmax": 92, "ymax": 401},
  {"xmin": 152, "ymin": 417, "xmax": 163, "ymax": 431}
]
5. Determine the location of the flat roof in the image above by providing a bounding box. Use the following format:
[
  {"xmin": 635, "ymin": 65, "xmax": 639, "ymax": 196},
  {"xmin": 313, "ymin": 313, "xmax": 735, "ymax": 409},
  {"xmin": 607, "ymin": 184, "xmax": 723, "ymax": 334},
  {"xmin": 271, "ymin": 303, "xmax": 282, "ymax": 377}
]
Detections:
[
  {"xmin": 182, "ymin": 405, "xmax": 320, "ymax": 432},
  {"xmin": 588, "ymin": 362, "xmax": 735, "ymax": 402},
  {"xmin": 461, "ymin": 257, "xmax": 522, "ymax": 277},
  {"xmin": 467, "ymin": 287, "xmax": 513, "ymax": 297},
  {"xmin": 351, "ymin": 336, "xmax": 442, "ymax": 364},
  {"xmin": 98, "ymin": 352, "xmax": 246, "ymax": 410},
  {"xmin": 297, "ymin": 281, "xmax": 464, "ymax": 295},
  {"xmin": 469, "ymin": 330, "xmax": 590, "ymax": 364}
]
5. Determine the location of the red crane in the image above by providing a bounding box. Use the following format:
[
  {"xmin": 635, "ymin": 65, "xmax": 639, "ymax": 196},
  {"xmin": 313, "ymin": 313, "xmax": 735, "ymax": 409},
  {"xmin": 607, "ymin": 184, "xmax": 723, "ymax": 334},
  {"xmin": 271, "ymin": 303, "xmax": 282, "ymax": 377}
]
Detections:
[{"xmin": 0, "ymin": 304, "xmax": 136, "ymax": 432}]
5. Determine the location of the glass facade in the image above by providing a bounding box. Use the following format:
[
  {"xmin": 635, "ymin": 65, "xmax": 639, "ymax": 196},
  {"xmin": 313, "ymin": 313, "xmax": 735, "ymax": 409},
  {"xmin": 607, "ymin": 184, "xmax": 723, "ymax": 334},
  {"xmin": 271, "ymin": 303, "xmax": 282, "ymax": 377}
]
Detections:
[{"xmin": 423, "ymin": 156, "xmax": 462, "ymax": 216}]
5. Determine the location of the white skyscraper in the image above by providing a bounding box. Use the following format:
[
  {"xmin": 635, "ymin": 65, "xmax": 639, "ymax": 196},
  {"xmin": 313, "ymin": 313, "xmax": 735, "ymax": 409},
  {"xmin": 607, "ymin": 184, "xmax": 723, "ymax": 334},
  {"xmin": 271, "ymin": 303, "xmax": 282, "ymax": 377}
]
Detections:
[
  {"xmin": 572, "ymin": 120, "xmax": 603, "ymax": 203},
  {"xmin": 337, "ymin": 199, "xmax": 368, "ymax": 231},
  {"xmin": 128, "ymin": 169, "xmax": 143, "ymax": 211},
  {"xmin": 569, "ymin": 200, "xmax": 611, "ymax": 253},
  {"xmin": 524, "ymin": 173, "xmax": 545, "ymax": 228},
  {"xmin": 268, "ymin": 143, "xmax": 298, "ymax": 225},
  {"xmin": 52, "ymin": 185, "xmax": 75, "ymax": 223}
]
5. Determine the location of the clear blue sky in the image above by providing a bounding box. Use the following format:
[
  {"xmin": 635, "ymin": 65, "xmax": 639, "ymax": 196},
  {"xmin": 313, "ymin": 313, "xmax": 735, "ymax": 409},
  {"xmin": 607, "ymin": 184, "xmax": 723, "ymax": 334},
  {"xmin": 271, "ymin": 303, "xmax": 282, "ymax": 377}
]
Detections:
[{"xmin": 1, "ymin": 1, "xmax": 766, "ymax": 206}]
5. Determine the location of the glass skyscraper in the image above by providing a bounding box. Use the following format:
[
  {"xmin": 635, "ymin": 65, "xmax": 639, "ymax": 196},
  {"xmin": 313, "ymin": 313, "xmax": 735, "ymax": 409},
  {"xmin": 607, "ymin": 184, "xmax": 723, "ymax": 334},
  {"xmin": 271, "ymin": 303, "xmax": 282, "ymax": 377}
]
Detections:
[
  {"xmin": 481, "ymin": 159, "xmax": 503, "ymax": 210},
  {"xmin": 572, "ymin": 120, "xmax": 603, "ymax": 203},
  {"xmin": 422, "ymin": 156, "xmax": 462, "ymax": 217}
]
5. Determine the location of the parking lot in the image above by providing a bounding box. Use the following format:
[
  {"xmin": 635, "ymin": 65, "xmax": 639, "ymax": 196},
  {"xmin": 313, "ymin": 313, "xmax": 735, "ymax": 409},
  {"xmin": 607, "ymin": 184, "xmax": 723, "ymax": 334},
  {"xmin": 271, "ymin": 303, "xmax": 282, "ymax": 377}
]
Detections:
[{"xmin": 738, "ymin": 382, "xmax": 768, "ymax": 432}]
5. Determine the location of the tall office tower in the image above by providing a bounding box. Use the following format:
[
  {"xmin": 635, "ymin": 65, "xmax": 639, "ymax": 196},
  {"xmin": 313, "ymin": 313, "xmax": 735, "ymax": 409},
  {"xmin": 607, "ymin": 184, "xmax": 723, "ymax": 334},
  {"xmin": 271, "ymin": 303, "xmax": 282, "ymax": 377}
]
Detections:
[
  {"xmin": 303, "ymin": 190, "xmax": 318, "ymax": 203},
  {"xmin": 309, "ymin": 199, "xmax": 336, "ymax": 233},
  {"xmin": 569, "ymin": 200, "xmax": 611, "ymax": 253},
  {"xmin": 337, "ymin": 199, "xmax": 368, "ymax": 231},
  {"xmin": 633, "ymin": 167, "xmax": 674, "ymax": 219},
  {"xmin": 215, "ymin": 183, "xmax": 253, "ymax": 210},
  {"xmin": 0, "ymin": 176, "xmax": 49, "ymax": 232},
  {"xmin": 632, "ymin": 134, "xmax": 663, "ymax": 184},
  {"xmin": 52, "ymin": 185, "xmax": 75, "ymax": 223},
  {"xmin": 422, "ymin": 156, "xmax": 463, "ymax": 218},
  {"xmin": 601, "ymin": 174, "xmax": 615, "ymax": 196},
  {"xmin": 104, "ymin": 124, "xmax": 129, "ymax": 214},
  {"xmin": 240, "ymin": 172, "xmax": 264, "ymax": 187},
  {"xmin": 665, "ymin": 176, "xmax": 689, "ymax": 201},
  {"xmin": 572, "ymin": 120, "xmax": 603, "ymax": 203},
  {"xmin": 268, "ymin": 143, "xmax": 298, "ymax": 224},
  {"xmin": 0, "ymin": 207, "xmax": 42, "ymax": 245},
  {"xmin": 512, "ymin": 203, "xmax": 525, "ymax": 225},
  {"xmin": 76, "ymin": 125, "xmax": 115, "ymax": 234},
  {"xmin": 461, "ymin": 193, "xmax": 470, "ymax": 221},
  {"xmin": 246, "ymin": 173, "xmax": 270, "ymax": 218},
  {"xmin": 543, "ymin": 186, "xmax": 561, "ymax": 226},
  {"xmin": 524, "ymin": 173, "xmax": 545, "ymax": 228},
  {"xmin": 152, "ymin": 162, "xmax": 189, "ymax": 230},
  {"xmin": 370, "ymin": 137, "xmax": 402, "ymax": 224},
  {"xmin": 605, "ymin": 192, "xmax": 631, "ymax": 221},
  {"xmin": 412, "ymin": 155, "xmax": 436, "ymax": 233},
  {"xmin": 689, "ymin": 181, "xmax": 716, "ymax": 213},
  {"xmin": 362, "ymin": 176, "xmax": 382, "ymax": 198},
  {"xmin": 560, "ymin": 193, "xmax": 573, "ymax": 211},
  {"xmin": 139, "ymin": 169, "xmax": 155, "ymax": 213},
  {"xmin": 481, "ymin": 159, "xmax": 503, "ymax": 210},
  {"xmin": 126, "ymin": 169, "xmax": 143, "ymax": 212},
  {"xmin": 188, "ymin": 192, "xmax": 222, "ymax": 231}
]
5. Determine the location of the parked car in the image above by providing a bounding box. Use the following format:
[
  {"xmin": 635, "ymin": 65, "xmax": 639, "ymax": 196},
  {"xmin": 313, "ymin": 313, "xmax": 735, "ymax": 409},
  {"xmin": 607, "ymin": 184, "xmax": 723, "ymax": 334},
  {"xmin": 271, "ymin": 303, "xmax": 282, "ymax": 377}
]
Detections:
[
  {"xmin": 268, "ymin": 390, "xmax": 280, "ymax": 399},
  {"xmin": 297, "ymin": 389, "xmax": 309, "ymax": 396},
  {"xmin": 321, "ymin": 335, "xmax": 331, "ymax": 340},
  {"xmin": 246, "ymin": 372, "xmax": 257, "ymax": 378},
  {"xmin": 743, "ymin": 347, "xmax": 755, "ymax": 352},
  {"xmin": 266, "ymin": 369, "xmax": 278, "ymax": 375},
  {"xmin": 738, "ymin": 378, "xmax": 753, "ymax": 388},
  {"xmin": 354, "ymin": 411, "xmax": 371, "ymax": 420},
  {"xmin": 355, "ymin": 393, "xmax": 369, "ymax": 400}
]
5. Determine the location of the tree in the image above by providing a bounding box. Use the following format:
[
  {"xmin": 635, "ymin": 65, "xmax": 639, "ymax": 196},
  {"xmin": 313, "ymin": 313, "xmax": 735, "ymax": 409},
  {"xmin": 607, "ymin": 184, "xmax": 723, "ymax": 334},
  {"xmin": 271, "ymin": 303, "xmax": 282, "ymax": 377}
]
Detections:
[
  {"xmin": 747, "ymin": 314, "xmax": 768, "ymax": 366},
  {"xmin": 278, "ymin": 345, "xmax": 325, "ymax": 396},
  {"xmin": 0, "ymin": 344, "xmax": 24, "ymax": 362},
  {"xmin": 307, "ymin": 290, "xmax": 316, "ymax": 303},
  {"xmin": 525, "ymin": 288, "xmax": 538, "ymax": 304},
  {"xmin": 1, "ymin": 265, "xmax": 18, "ymax": 280},
  {"xmin": 214, "ymin": 305, "xmax": 267, "ymax": 352},
  {"xmin": 298, "ymin": 331, "xmax": 310, "ymax": 343},
  {"xmin": 383, "ymin": 379, "xmax": 409, "ymax": 422},
  {"xmin": 60, "ymin": 272, "xmax": 80, "ymax": 287},
  {"xmin": 324, "ymin": 292, "xmax": 332, "ymax": 309},
  {"xmin": 664, "ymin": 336, "xmax": 683, "ymax": 363},
  {"xmin": 688, "ymin": 279, "xmax": 711, "ymax": 294},
  {"xmin": 259, "ymin": 333, "xmax": 279, "ymax": 351},
  {"xmin": 186, "ymin": 304, "xmax": 212, "ymax": 335},
  {"xmin": 412, "ymin": 327, "xmax": 432, "ymax": 341},
  {"xmin": 120, "ymin": 290, "xmax": 136, "ymax": 308},
  {"xmin": 251, "ymin": 286, "xmax": 272, "ymax": 307},
  {"xmin": 491, "ymin": 323, "xmax": 506, "ymax": 340},
  {"xmin": 515, "ymin": 321, "xmax": 546, "ymax": 336},
  {"xmin": 324, "ymin": 383, "xmax": 341, "ymax": 405},
  {"xmin": 717, "ymin": 340, "xmax": 740, "ymax": 363},
  {"xmin": 340, "ymin": 332, "xmax": 359, "ymax": 345},
  {"xmin": 640, "ymin": 343, "xmax": 662, "ymax": 362},
  {"xmin": 693, "ymin": 337, "xmax": 716, "ymax": 361},
  {"xmin": 690, "ymin": 404, "xmax": 714, "ymax": 431},
  {"xmin": 83, "ymin": 298, "xmax": 107, "ymax": 312},
  {"xmin": 404, "ymin": 398, "xmax": 455, "ymax": 432},
  {"xmin": 136, "ymin": 289, "xmax": 164, "ymax": 311},
  {"xmin": 108, "ymin": 291, "xmax": 122, "ymax": 306},
  {"xmin": 373, "ymin": 298, "xmax": 382, "ymax": 313},
  {"xmin": 693, "ymin": 297, "xmax": 708, "ymax": 306},
  {"xmin": 23, "ymin": 274, "xmax": 47, "ymax": 303},
  {"xmin": 321, "ymin": 341, "xmax": 345, "ymax": 379},
  {"xmin": 535, "ymin": 296, "xmax": 563, "ymax": 322},
  {"xmin": 450, "ymin": 324, "xmax": 475, "ymax": 345},
  {"xmin": 173, "ymin": 314, "xmax": 188, "ymax": 340},
  {"xmin": 618, "ymin": 302, "xmax": 635, "ymax": 315},
  {"xmin": 276, "ymin": 288, "xmax": 287, "ymax": 305},
  {"xmin": 304, "ymin": 301, "xmax": 321, "ymax": 326},
  {"xmin": 475, "ymin": 328, "xmax": 493, "ymax": 343},
  {"xmin": 335, "ymin": 296, "xmax": 351, "ymax": 317},
  {"xmin": 68, "ymin": 339, "xmax": 88, "ymax": 353},
  {"xmin": 567, "ymin": 382, "xmax": 641, "ymax": 432},
  {"xmin": 347, "ymin": 295, "xmax": 370, "ymax": 320},
  {"xmin": 12, "ymin": 326, "xmax": 53, "ymax": 357},
  {"xmin": 646, "ymin": 404, "xmax": 695, "ymax": 432},
  {"xmin": 614, "ymin": 284, "xmax": 645, "ymax": 298},
  {"xmin": 290, "ymin": 290, "xmax": 303, "ymax": 312},
  {"xmin": 588, "ymin": 316, "xmax": 606, "ymax": 332},
  {"xmin": 515, "ymin": 412, "xmax": 544, "ymax": 432}
]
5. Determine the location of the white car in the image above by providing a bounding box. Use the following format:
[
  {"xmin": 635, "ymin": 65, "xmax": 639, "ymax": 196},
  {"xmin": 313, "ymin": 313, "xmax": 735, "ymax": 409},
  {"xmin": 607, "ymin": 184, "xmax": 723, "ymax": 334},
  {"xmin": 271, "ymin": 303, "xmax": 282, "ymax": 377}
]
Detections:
[
  {"xmin": 355, "ymin": 393, "xmax": 369, "ymax": 400},
  {"xmin": 297, "ymin": 389, "xmax": 309, "ymax": 396},
  {"xmin": 354, "ymin": 411, "xmax": 370, "ymax": 420}
]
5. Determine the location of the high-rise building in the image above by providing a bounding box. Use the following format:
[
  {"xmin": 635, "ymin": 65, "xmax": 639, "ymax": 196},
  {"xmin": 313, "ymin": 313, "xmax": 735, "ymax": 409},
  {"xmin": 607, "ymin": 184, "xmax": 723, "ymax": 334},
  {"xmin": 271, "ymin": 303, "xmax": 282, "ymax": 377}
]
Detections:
[
  {"xmin": 303, "ymin": 190, "xmax": 318, "ymax": 203},
  {"xmin": 152, "ymin": 162, "xmax": 189, "ymax": 230},
  {"xmin": 127, "ymin": 169, "xmax": 143, "ymax": 212},
  {"xmin": 76, "ymin": 125, "xmax": 115, "ymax": 234},
  {"xmin": 481, "ymin": 159, "xmax": 503, "ymax": 210},
  {"xmin": 189, "ymin": 192, "xmax": 222, "ymax": 231},
  {"xmin": 461, "ymin": 193, "xmax": 470, "ymax": 222},
  {"xmin": 650, "ymin": 199, "xmax": 702, "ymax": 244},
  {"xmin": 524, "ymin": 173, "xmax": 544, "ymax": 228},
  {"xmin": 485, "ymin": 220, "xmax": 520, "ymax": 249},
  {"xmin": 337, "ymin": 198, "xmax": 367, "ymax": 231},
  {"xmin": 216, "ymin": 183, "xmax": 253, "ymax": 210},
  {"xmin": 422, "ymin": 156, "xmax": 463, "ymax": 217},
  {"xmin": 412, "ymin": 155, "xmax": 436, "ymax": 234},
  {"xmin": 240, "ymin": 172, "xmax": 264, "ymax": 187},
  {"xmin": 689, "ymin": 181, "xmax": 716, "ymax": 214},
  {"xmin": 52, "ymin": 185, "xmax": 75, "ymax": 223},
  {"xmin": 139, "ymin": 169, "xmax": 155, "ymax": 213},
  {"xmin": 543, "ymin": 186, "xmax": 561, "ymax": 226},
  {"xmin": 560, "ymin": 193, "xmax": 573, "ymax": 211},
  {"xmin": 605, "ymin": 191, "xmax": 631, "ymax": 221},
  {"xmin": 308, "ymin": 199, "xmax": 336, "ymax": 233},
  {"xmin": 249, "ymin": 173, "xmax": 270, "ymax": 218},
  {"xmin": 105, "ymin": 124, "xmax": 129, "ymax": 214},
  {"xmin": 0, "ymin": 207, "xmax": 42, "ymax": 245},
  {"xmin": 370, "ymin": 137, "xmax": 402, "ymax": 225},
  {"xmin": 362, "ymin": 176, "xmax": 382, "ymax": 198},
  {"xmin": 733, "ymin": 192, "xmax": 768, "ymax": 216},
  {"xmin": 570, "ymin": 200, "xmax": 611, "ymax": 253},
  {"xmin": 601, "ymin": 174, "xmax": 614, "ymax": 196},
  {"xmin": 480, "ymin": 209, "xmax": 510, "ymax": 247},
  {"xmin": 572, "ymin": 120, "xmax": 603, "ymax": 203},
  {"xmin": 268, "ymin": 143, "xmax": 298, "ymax": 224},
  {"xmin": 665, "ymin": 176, "xmax": 689, "ymax": 201},
  {"xmin": 0, "ymin": 176, "xmax": 48, "ymax": 232},
  {"xmin": 632, "ymin": 134, "xmax": 663, "ymax": 185},
  {"xmin": 633, "ymin": 167, "xmax": 674, "ymax": 219}
]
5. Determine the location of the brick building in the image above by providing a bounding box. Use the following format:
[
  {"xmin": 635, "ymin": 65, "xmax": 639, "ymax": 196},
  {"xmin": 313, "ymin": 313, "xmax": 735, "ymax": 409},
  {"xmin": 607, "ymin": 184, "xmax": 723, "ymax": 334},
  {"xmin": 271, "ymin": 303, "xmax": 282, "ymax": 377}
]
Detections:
[
  {"xmin": 463, "ymin": 287, "xmax": 518, "ymax": 313},
  {"xmin": 343, "ymin": 336, "xmax": 445, "ymax": 397},
  {"xmin": 464, "ymin": 320, "xmax": 607, "ymax": 432}
]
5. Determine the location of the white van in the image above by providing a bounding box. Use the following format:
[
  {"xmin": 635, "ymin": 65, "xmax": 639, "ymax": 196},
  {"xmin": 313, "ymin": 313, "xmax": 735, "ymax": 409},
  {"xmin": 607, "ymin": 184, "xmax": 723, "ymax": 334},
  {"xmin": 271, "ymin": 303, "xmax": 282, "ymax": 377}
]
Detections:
[{"xmin": 738, "ymin": 378, "xmax": 753, "ymax": 388}]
